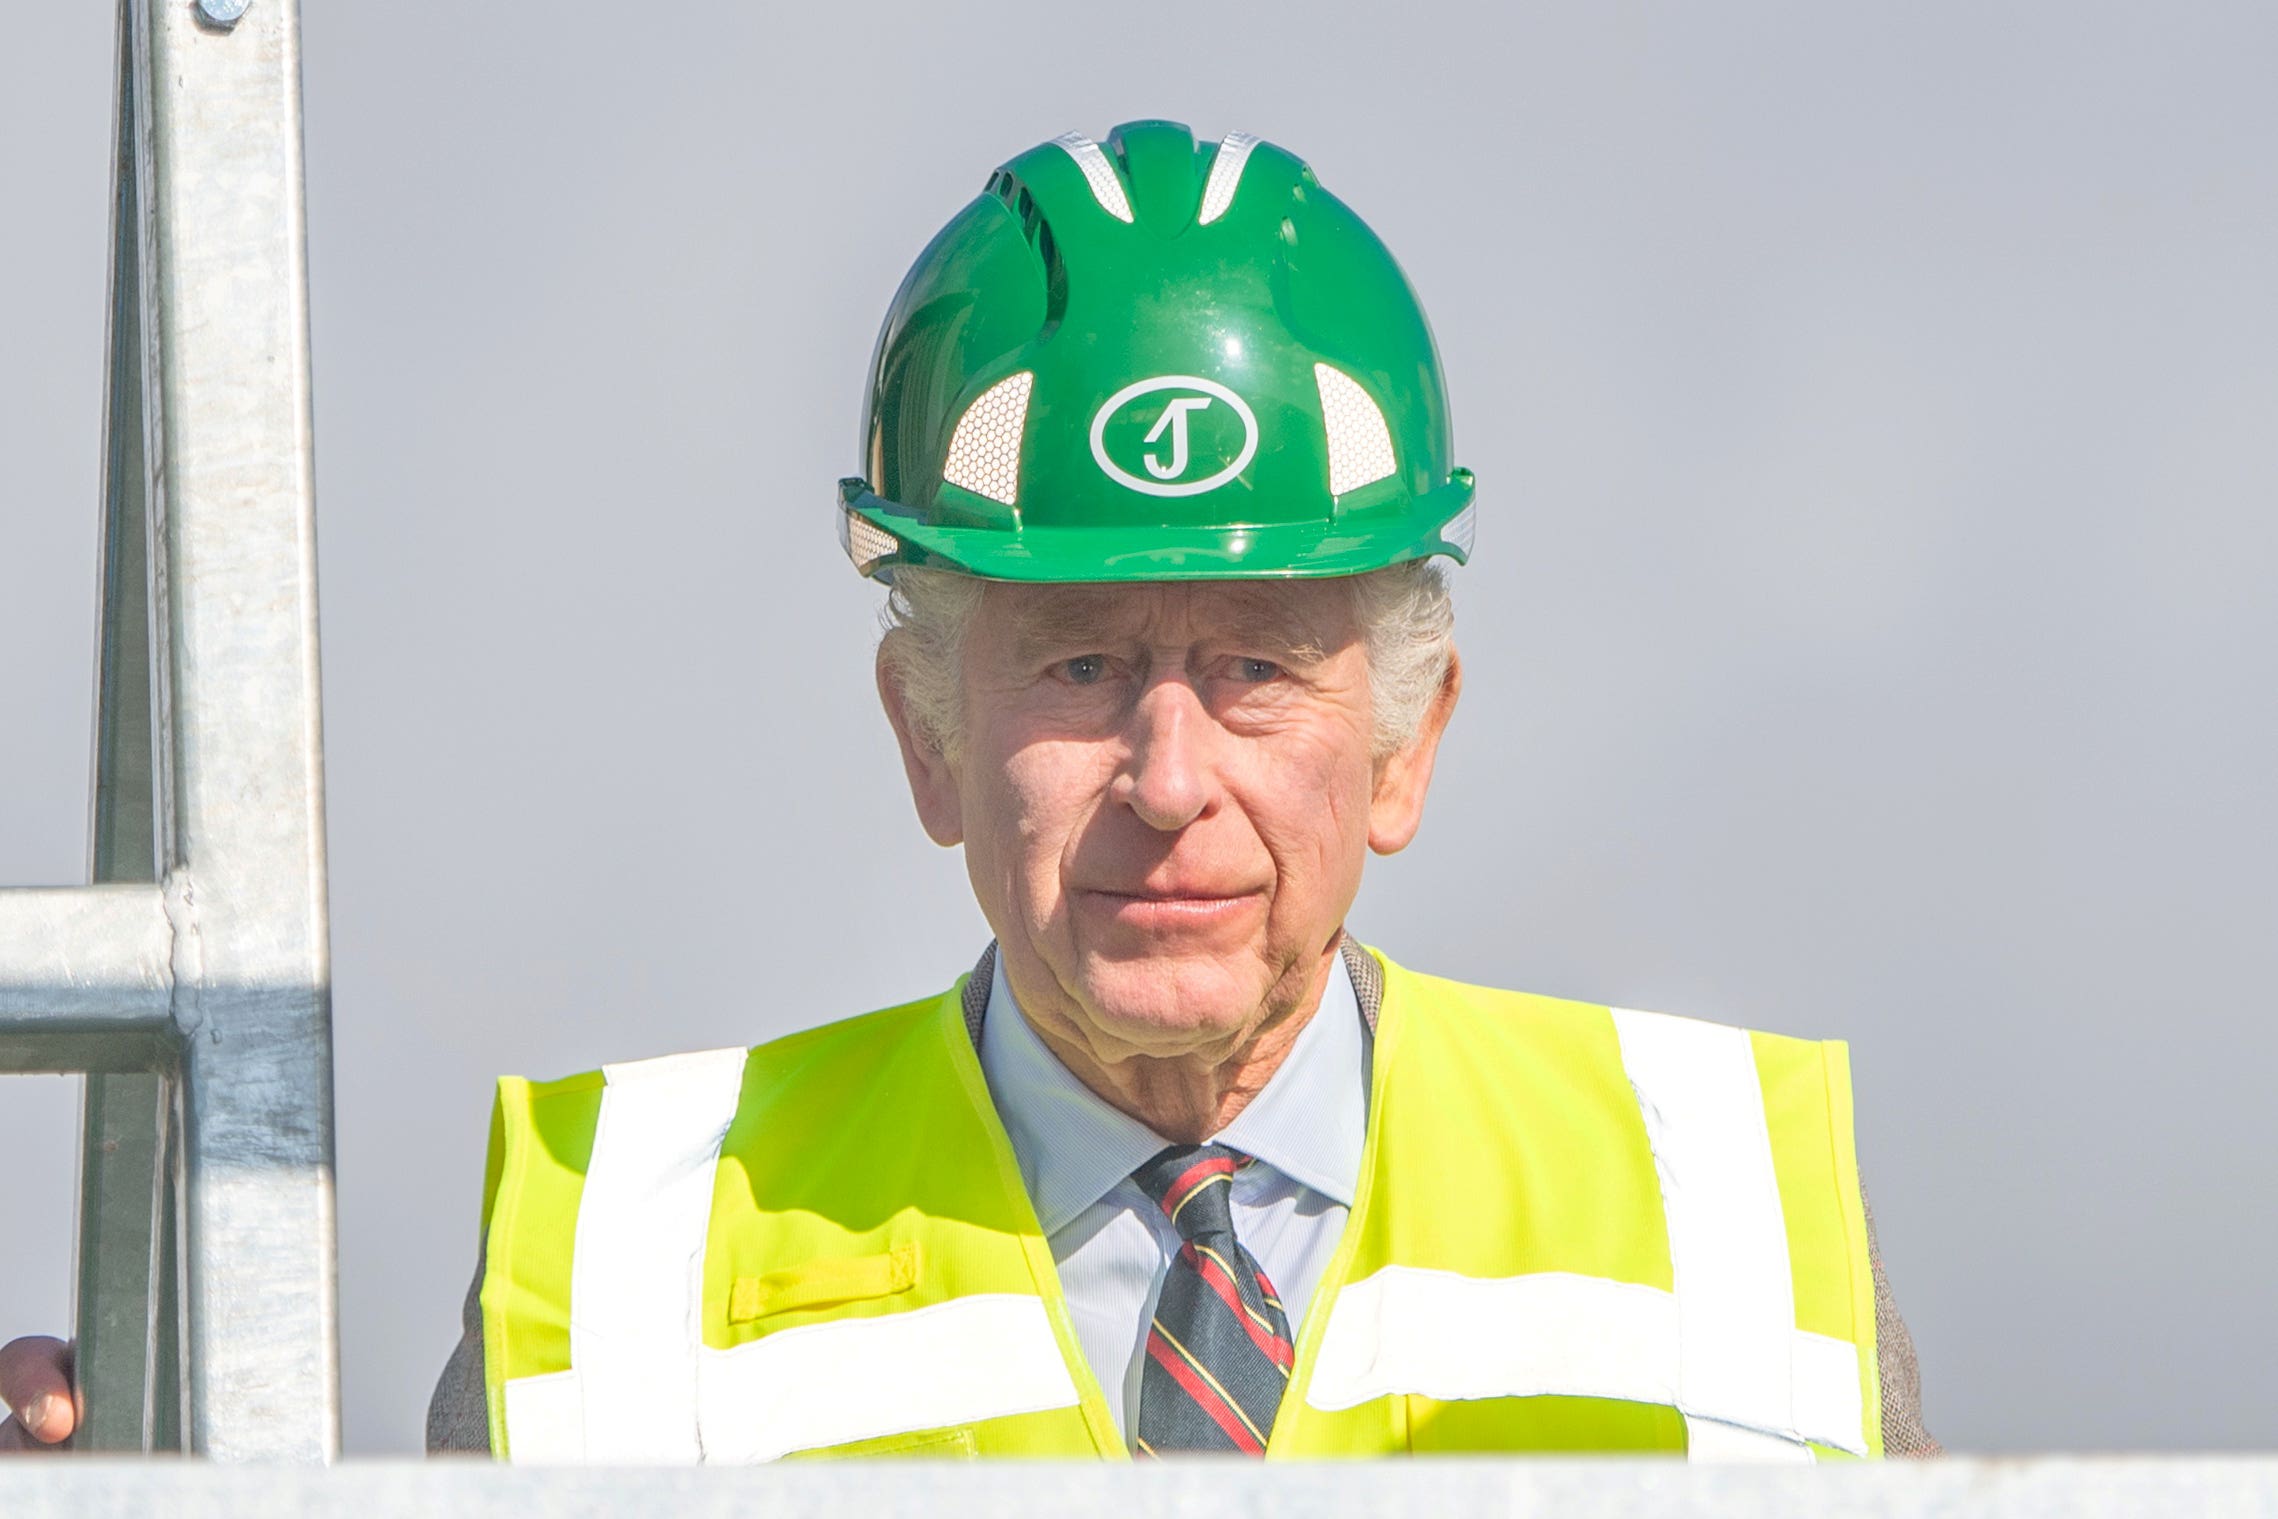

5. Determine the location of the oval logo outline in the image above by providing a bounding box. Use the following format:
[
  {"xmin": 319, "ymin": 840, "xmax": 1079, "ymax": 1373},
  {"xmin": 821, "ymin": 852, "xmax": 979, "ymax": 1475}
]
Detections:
[{"xmin": 1088, "ymin": 375, "xmax": 1261, "ymax": 498}]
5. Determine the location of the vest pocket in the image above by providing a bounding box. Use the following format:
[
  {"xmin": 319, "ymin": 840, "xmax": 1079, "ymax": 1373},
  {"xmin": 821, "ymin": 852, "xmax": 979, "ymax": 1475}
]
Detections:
[{"xmin": 728, "ymin": 1242, "xmax": 920, "ymax": 1323}]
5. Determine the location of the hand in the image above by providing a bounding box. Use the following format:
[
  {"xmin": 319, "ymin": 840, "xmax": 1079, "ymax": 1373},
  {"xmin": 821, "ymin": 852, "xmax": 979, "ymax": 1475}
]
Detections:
[{"xmin": 0, "ymin": 1337, "xmax": 76, "ymax": 1452}]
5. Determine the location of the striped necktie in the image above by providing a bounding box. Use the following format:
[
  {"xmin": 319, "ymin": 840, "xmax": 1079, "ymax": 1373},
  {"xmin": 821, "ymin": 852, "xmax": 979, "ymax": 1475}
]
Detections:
[{"xmin": 1130, "ymin": 1143, "xmax": 1296, "ymax": 1456}]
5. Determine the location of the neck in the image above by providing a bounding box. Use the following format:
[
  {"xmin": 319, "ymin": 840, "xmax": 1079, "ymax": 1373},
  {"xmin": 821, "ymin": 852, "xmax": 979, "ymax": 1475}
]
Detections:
[{"xmin": 1017, "ymin": 945, "xmax": 1340, "ymax": 1144}]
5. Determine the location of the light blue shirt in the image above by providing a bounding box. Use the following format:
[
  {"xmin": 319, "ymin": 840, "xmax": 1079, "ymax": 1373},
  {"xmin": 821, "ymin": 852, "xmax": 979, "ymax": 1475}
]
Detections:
[{"xmin": 977, "ymin": 952, "xmax": 1368, "ymax": 1446}]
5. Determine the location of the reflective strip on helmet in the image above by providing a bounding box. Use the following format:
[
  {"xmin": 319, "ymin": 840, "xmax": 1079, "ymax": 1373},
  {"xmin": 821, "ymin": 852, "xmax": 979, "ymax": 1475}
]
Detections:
[
  {"xmin": 1051, "ymin": 131, "xmax": 1134, "ymax": 223},
  {"xmin": 1199, "ymin": 131, "xmax": 1262, "ymax": 225},
  {"xmin": 1314, "ymin": 364, "xmax": 1399, "ymax": 496},
  {"xmin": 1305, "ymin": 1265, "xmax": 1864, "ymax": 1455},
  {"xmin": 941, "ymin": 371, "xmax": 1034, "ymax": 506},
  {"xmin": 502, "ymin": 1046, "xmax": 749, "ymax": 1462},
  {"xmin": 839, "ymin": 506, "xmax": 898, "ymax": 577},
  {"xmin": 695, "ymin": 1294, "xmax": 1082, "ymax": 1462},
  {"xmin": 1442, "ymin": 501, "xmax": 1477, "ymax": 556}
]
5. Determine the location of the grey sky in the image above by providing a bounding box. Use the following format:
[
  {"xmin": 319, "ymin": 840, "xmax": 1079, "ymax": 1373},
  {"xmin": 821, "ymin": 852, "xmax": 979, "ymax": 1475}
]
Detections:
[{"xmin": 4, "ymin": 1, "xmax": 2275, "ymax": 1455}]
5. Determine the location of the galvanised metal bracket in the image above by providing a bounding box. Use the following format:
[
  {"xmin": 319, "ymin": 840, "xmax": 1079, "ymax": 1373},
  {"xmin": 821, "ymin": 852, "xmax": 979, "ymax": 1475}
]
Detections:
[{"xmin": 0, "ymin": 0, "xmax": 338, "ymax": 1461}]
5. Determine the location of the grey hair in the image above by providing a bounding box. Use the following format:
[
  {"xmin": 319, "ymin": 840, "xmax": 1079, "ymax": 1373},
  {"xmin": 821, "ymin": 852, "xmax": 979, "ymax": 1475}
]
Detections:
[
  {"xmin": 878, "ymin": 562, "xmax": 1455, "ymax": 762},
  {"xmin": 1349, "ymin": 559, "xmax": 1459, "ymax": 758}
]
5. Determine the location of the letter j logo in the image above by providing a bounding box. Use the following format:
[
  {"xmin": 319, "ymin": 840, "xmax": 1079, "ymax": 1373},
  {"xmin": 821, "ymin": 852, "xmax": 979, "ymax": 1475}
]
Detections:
[{"xmin": 1089, "ymin": 376, "xmax": 1260, "ymax": 498}]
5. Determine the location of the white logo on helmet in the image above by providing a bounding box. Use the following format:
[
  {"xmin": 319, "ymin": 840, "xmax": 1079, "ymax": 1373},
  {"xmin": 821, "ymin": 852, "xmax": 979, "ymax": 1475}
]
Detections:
[{"xmin": 1089, "ymin": 375, "xmax": 1259, "ymax": 498}]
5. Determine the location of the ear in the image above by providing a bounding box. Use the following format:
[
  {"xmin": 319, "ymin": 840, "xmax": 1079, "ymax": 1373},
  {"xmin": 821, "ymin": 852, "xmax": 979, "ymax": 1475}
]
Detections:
[
  {"xmin": 1367, "ymin": 647, "xmax": 1462, "ymax": 856},
  {"xmin": 876, "ymin": 637, "xmax": 965, "ymax": 847}
]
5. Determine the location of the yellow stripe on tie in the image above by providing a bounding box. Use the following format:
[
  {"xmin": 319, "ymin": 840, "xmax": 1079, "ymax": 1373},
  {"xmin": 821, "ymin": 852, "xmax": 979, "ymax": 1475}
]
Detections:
[
  {"xmin": 1190, "ymin": 1240, "xmax": 1238, "ymax": 1281},
  {"xmin": 1191, "ymin": 1242, "xmax": 1290, "ymax": 1361},
  {"xmin": 1153, "ymin": 1320, "xmax": 1268, "ymax": 1446},
  {"xmin": 1169, "ymin": 1170, "xmax": 1234, "ymax": 1228}
]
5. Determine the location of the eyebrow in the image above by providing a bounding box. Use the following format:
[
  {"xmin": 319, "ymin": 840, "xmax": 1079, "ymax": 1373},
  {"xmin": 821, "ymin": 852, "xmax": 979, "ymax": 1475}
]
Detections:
[
  {"xmin": 1213, "ymin": 600, "xmax": 1337, "ymax": 664},
  {"xmin": 1005, "ymin": 588, "xmax": 1120, "ymax": 659},
  {"xmin": 1003, "ymin": 584, "xmax": 1347, "ymax": 665}
]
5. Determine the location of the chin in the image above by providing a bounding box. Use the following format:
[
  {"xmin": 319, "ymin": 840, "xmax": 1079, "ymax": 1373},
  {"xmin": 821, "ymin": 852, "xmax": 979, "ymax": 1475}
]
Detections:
[{"xmin": 1067, "ymin": 951, "xmax": 1264, "ymax": 1056}]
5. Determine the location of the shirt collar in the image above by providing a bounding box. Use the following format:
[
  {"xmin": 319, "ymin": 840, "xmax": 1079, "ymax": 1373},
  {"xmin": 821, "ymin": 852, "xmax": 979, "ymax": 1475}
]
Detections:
[
  {"xmin": 978, "ymin": 951, "xmax": 1368, "ymax": 1237},
  {"xmin": 1214, "ymin": 957, "xmax": 1366, "ymax": 1207}
]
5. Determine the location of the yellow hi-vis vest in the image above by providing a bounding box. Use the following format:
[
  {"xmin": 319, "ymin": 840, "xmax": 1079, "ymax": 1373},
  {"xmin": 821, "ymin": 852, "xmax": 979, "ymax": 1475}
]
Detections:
[{"xmin": 477, "ymin": 950, "xmax": 1882, "ymax": 1462}]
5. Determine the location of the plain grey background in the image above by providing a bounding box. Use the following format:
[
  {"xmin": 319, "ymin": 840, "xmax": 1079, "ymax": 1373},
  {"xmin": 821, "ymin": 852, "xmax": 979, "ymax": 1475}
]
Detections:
[{"xmin": 5, "ymin": 1, "xmax": 2274, "ymax": 1456}]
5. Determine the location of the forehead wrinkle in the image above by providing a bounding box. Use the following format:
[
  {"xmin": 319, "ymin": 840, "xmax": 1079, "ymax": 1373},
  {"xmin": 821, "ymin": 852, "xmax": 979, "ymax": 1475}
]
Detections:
[
  {"xmin": 1000, "ymin": 584, "xmax": 1139, "ymax": 661},
  {"xmin": 995, "ymin": 580, "xmax": 1356, "ymax": 664}
]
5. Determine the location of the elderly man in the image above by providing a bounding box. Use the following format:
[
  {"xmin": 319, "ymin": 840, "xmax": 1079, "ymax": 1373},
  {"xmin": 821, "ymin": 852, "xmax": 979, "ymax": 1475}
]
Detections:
[{"xmin": 5, "ymin": 120, "xmax": 1932, "ymax": 1461}]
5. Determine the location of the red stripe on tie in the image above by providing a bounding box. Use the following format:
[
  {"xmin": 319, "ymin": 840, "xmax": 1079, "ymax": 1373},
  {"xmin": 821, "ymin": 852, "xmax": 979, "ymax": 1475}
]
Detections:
[
  {"xmin": 1146, "ymin": 1331, "xmax": 1266, "ymax": 1454},
  {"xmin": 1181, "ymin": 1243, "xmax": 1294, "ymax": 1370},
  {"xmin": 1159, "ymin": 1154, "xmax": 1240, "ymax": 1220}
]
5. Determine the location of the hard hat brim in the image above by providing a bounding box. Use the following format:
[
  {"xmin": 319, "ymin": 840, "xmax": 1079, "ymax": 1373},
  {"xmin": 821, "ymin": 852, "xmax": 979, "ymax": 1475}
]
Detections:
[{"xmin": 838, "ymin": 473, "xmax": 1475, "ymax": 584}]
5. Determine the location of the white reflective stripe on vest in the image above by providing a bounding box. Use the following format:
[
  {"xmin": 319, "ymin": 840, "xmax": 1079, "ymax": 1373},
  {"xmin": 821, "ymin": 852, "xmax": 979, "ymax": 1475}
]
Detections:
[
  {"xmin": 1684, "ymin": 1414, "xmax": 1817, "ymax": 1462},
  {"xmin": 498, "ymin": 1368, "xmax": 583, "ymax": 1464},
  {"xmin": 1308, "ymin": 1267, "xmax": 1680, "ymax": 1410},
  {"xmin": 500, "ymin": 1046, "xmax": 749, "ymax": 1463},
  {"xmin": 1305, "ymin": 1009, "xmax": 1867, "ymax": 1461},
  {"xmin": 500, "ymin": 1046, "xmax": 1082, "ymax": 1465},
  {"xmin": 501, "ymin": 1009, "xmax": 1867, "ymax": 1461},
  {"xmin": 1306, "ymin": 1266, "xmax": 1864, "ymax": 1453},
  {"xmin": 1613, "ymin": 1007, "xmax": 1860, "ymax": 1458},
  {"xmin": 695, "ymin": 1294, "xmax": 1082, "ymax": 1463}
]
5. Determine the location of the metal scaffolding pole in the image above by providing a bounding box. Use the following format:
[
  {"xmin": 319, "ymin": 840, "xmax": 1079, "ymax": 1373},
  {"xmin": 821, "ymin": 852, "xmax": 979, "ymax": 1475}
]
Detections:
[{"xmin": 0, "ymin": 0, "xmax": 337, "ymax": 1461}]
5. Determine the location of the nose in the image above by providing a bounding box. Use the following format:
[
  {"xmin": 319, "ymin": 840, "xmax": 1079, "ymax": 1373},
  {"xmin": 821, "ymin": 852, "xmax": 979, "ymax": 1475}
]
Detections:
[{"xmin": 1111, "ymin": 677, "xmax": 1218, "ymax": 832}]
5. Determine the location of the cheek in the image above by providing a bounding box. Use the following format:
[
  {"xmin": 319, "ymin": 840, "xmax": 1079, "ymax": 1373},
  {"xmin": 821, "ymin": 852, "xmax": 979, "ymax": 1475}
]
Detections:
[
  {"xmin": 971, "ymin": 737, "xmax": 1112, "ymax": 888},
  {"xmin": 1240, "ymin": 730, "xmax": 1377, "ymax": 888}
]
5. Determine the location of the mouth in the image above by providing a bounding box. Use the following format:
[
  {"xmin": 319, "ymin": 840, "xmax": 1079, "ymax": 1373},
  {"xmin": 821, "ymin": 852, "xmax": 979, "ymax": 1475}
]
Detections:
[
  {"xmin": 1073, "ymin": 885, "xmax": 1265, "ymax": 929},
  {"xmin": 1080, "ymin": 883, "xmax": 1260, "ymax": 904}
]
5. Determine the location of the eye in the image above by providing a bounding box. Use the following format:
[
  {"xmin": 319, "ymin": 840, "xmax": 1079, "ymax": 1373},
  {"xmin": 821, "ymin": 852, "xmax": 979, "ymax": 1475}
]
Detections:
[
  {"xmin": 1060, "ymin": 654, "xmax": 1109, "ymax": 686},
  {"xmin": 1233, "ymin": 657, "xmax": 1282, "ymax": 684}
]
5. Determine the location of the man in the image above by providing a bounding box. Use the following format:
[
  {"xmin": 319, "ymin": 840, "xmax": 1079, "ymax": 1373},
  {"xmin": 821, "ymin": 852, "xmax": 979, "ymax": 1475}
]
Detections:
[{"xmin": 5, "ymin": 120, "xmax": 1933, "ymax": 1460}]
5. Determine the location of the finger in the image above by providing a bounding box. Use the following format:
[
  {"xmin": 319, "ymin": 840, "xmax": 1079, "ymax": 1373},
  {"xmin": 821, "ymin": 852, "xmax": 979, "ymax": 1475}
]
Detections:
[
  {"xmin": 0, "ymin": 1337, "xmax": 76, "ymax": 1446},
  {"xmin": 2, "ymin": 1413, "xmax": 59, "ymax": 1453},
  {"xmin": 0, "ymin": 1409, "xmax": 71, "ymax": 1453}
]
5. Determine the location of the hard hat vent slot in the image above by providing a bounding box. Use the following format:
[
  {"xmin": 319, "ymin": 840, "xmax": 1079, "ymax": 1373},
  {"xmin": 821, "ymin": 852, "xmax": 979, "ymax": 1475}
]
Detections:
[
  {"xmin": 941, "ymin": 370, "xmax": 1035, "ymax": 507},
  {"xmin": 989, "ymin": 171, "xmax": 1046, "ymax": 241},
  {"xmin": 988, "ymin": 170, "xmax": 1069, "ymax": 327},
  {"xmin": 1314, "ymin": 363, "xmax": 1398, "ymax": 497}
]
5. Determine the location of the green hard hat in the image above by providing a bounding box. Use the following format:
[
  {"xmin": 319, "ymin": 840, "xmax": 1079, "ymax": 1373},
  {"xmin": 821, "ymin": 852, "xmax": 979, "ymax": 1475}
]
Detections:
[{"xmin": 839, "ymin": 120, "xmax": 1475, "ymax": 583}]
